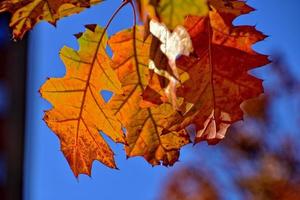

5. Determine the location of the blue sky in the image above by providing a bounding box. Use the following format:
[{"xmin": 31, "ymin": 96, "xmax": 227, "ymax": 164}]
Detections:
[{"xmin": 24, "ymin": 1, "xmax": 300, "ymax": 200}]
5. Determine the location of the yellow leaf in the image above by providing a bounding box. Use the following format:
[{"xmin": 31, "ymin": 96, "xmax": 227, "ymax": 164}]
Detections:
[
  {"xmin": 158, "ymin": 0, "xmax": 208, "ymax": 29},
  {"xmin": 0, "ymin": 0, "xmax": 102, "ymax": 39},
  {"xmin": 40, "ymin": 25, "xmax": 124, "ymax": 177},
  {"xmin": 136, "ymin": 0, "xmax": 208, "ymax": 29}
]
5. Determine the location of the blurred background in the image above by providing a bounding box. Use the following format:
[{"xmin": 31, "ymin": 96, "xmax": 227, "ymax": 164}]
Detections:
[
  {"xmin": 0, "ymin": 0, "xmax": 299, "ymax": 200},
  {"xmin": 0, "ymin": 13, "xmax": 27, "ymax": 200}
]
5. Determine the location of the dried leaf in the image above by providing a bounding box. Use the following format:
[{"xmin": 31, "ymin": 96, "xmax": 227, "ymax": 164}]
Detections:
[
  {"xmin": 0, "ymin": 0, "xmax": 102, "ymax": 39},
  {"xmin": 40, "ymin": 25, "xmax": 124, "ymax": 177}
]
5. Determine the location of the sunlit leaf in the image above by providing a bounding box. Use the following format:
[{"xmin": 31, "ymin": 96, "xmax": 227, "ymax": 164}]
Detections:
[
  {"xmin": 136, "ymin": 0, "xmax": 208, "ymax": 29},
  {"xmin": 157, "ymin": 0, "xmax": 208, "ymax": 29},
  {"xmin": 167, "ymin": 0, "xmax": 270, "ymax": 144},
  {"xmin": 107, "ymin": 26, "xmax": 190, "ymax": 166},
  {"xmin": 40, "ymin": 25, "xmax": 124, "ymax": 177}
]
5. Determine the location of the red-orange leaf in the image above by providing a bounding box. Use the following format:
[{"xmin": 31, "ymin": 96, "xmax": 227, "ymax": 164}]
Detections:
[
  {"xmin": 40, "ymin": 25, "xmax": 124, "ymax": 177},
  {"xmin": 168, "ymin": 0, "xmax": 270, "ymax": 144}
]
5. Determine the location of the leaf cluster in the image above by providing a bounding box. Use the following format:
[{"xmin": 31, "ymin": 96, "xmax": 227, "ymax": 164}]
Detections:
[{"xmin": 0, "ymin": 0, "xmax": 269, "ymax": 177}]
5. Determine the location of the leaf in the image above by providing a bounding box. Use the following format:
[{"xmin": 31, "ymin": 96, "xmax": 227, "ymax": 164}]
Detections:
[
  {"xmin": 136, "ymin": 0, "xmax": 208, "ymax": 29},
  {"xmin": 0, "ymin": 0, "xmax": 102, "ymax": 39},
  {"xmin": 40, "ymin": 25, "xmax": 124, "ymax": 177},
  {"xmin": 167, "ymin": 0, "xmax": 270, "ymax": 144},
  {"xmin": 107, "ymin": 26, "xmax": 190, "ymax": 166},
  {"xmin": 241, "ymin": 94, "xmax": 267, "ymax": 120},
  {"xmin": 157, "ymin": 0, "xmax": 208, "ymax": 29}
]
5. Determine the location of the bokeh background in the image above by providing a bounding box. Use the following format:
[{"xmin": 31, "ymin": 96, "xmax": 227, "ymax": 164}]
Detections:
[{"xmin": 0, "ymin": 0, "xmax": 299, "ymax": 200}]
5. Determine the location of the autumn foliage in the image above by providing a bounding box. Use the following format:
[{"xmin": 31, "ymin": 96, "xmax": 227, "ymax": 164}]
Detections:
[
  {"xmin": 159, "ymin": 59, "xmax": 300, "ymax": 199},
  {"xmin": 0, "ymin": 0, "xmax": 270, "ymax": 177}
]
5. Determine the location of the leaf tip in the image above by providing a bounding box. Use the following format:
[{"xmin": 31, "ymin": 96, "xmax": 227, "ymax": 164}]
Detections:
[
  {"xmin": 85, "ymin": 24, "xmax": 97, "ymax": 32},
  {"xmin": 74, "ymin": 32, "xmax": 83, "ymax": 39},
  {"xmin": 207, "ymin": 138, "xmax": 221, "ymax": 145}
]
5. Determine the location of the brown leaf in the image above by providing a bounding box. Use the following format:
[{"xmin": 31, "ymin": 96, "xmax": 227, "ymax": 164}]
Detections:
[
  {"xmin": 241, "ymin": 94, "xmax": 268, "ymax": 120},
  {"xmin": 0, "ymin": 0, "xmax": 102, "ymax": 39}
]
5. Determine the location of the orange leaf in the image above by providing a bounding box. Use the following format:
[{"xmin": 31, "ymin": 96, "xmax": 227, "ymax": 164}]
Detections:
[
  {"xmin": 0, "ymin": 0, "xmax": 102, "ymax": 39},
  {"xmin": 168, "ymin": 0, "xmax": 270, "ymax": 144},
  {"xmin": 107, "ymin": 26, "xmax": 190, "ymax": 166},
  {"xmin": 40, "ymin": 25, "xmax": 124, "ymax": 177}
]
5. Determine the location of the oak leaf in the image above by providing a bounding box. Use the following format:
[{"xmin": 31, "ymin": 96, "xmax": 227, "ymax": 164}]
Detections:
[
  {"xmin": 40, "ymin": 25, "xmax": 124, "ymax": 177},
  {"xmin": 0, "ymin": 0, "xmax": 102, "ymax": 39},
  {"xmin": 167, "ymin": 0, "xmax": 270, "ymax": 144},
  {"xmin": 107, "ymin": 26, "xmax": 190, "ymax": 166}
]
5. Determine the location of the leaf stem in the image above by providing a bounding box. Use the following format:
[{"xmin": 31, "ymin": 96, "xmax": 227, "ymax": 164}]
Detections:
[
  {"xmin": 128, "ymin": 1, "xmax": 168, "ymax": 153},
  {"xmin": 77, "ymin": 0, "xmax": 129, "ymax": 121},
  {"xmin": 74, "ymin": 0, "xmax": 130, "ymax": 168},
  {"xmin": 128, "ymin": 0, "xmax": 144, "ymax": 92},
  {"xmin": 103, "ymin": 0, "xmax": 130, "ymax": 36}
]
